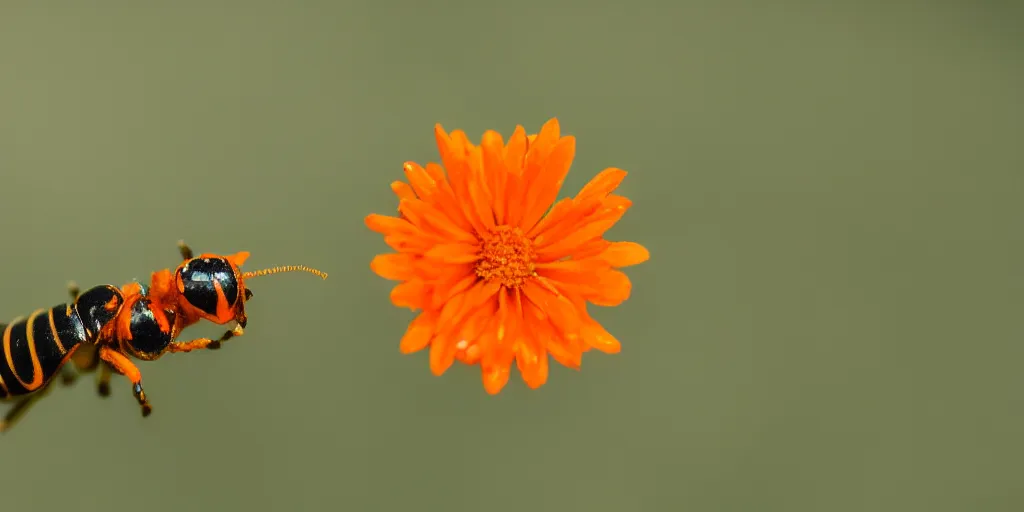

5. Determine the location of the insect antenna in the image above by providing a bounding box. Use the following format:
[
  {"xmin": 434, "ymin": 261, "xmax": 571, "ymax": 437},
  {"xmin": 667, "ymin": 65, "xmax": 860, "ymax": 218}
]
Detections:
[{"xmin": 241, "ymin": 265, "xmax": 328, "ymax": 281}]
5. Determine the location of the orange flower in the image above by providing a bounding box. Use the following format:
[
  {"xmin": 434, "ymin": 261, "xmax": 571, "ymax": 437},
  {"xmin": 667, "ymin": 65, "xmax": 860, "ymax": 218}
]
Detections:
[{"xmin": 365, "ymin": 118, "xmax": 649, "ymax": 394}]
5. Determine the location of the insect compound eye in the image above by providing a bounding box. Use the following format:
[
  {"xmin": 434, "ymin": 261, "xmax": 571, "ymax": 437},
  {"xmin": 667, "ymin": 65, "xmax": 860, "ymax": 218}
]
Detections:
[
  {"xmin": 127, "ymin": 299, "xmax": 175, "ymax": 356},
  {"xmin": 178, "ymin": 257, "xmax": 239, "ymax": 316}
]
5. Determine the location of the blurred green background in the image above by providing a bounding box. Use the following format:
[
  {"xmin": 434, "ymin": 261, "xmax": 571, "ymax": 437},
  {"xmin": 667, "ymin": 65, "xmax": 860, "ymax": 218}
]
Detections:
[{"xmin": 2, "ymin": 1, "xmax": 1022, "ymax": 511}]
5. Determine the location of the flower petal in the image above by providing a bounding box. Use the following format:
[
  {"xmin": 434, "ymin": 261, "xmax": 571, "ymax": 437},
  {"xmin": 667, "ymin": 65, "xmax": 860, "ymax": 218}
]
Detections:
[
  {"xmin": 434, "ymin": 126, "xmax": 468, "ymax": 198},
  {"xmin": 482, "ymin": 361, "xmax": 511, "ymax": 394},
  {"xmin": 569, "ymin": 239, "xmax": 611, "ymax": 260},
  {"xmin": 534, "ymin": 196, "xmax": 632, "ymax": 260},
  {"xmin": 587, "ymin": 270, "xmax": 632, "ymax": 306},
  {"xmin": 515, "ymin": 338, "xmax": 549, "ymax": 389},
  {"xmin": 581, "ymin": 319, "xmax": 622, "ymax": 354},
  {"xmin": 365, "ymin": 214, "xmax": 417, "ymax": 236},
  {"xmin": 391, "ymin": 181, "xmax": 416, "ymax": 201},
  {"xmin": 424, "ymin": 242, "xmax": 481, "ymax": 264},
  {"xmin": 534, "ymin": 258, "xmax": 608, "ymax": 274},
  {"xmin": 576, "ymin": 168, "xmax": 627, "ymax": 203},
  {"xmin": 521, "ymin": 135, "xmax": 576, "ymax": 233},
  {"xmin": 370, "ymin": 253, "xmax": 416, "ymax": 280},
  {"xmin": 399, "ymin": 312, "xmax": 436, "ymax": 354},
  {"xmin": 546, "ymin": 336, "xmax": 582, "ymax": 370},
  {"xmin": 403, "ymin": 162, "xmax": 436, "ymax": 197},
  {"xmin": 460, "ymin": 280, "xmax": 501, "ymax": 326},
  {"xmin": 598, "ymin": 241, "xmax": 650, "ymax": 268},
  {"xmin": 481, "ymin": 130, "xmax": 507, "ymax": 223},
  {"xmin": 399, "ymin": 199, "xmax": 476, "ymax": 242},
  {"xmin": 435, "ymin": 288, "xmax": 468, "ymax": 330},
  {"xmin": 526, "ymin": 198, "xmax": 573, "ymax": 239},
  {"xmin": 383, "ymin": 233, "xmax": 435, "ymax": 254},
  {"xmin": 466, "ymin": 154, "xmax": 496, "ymax": 231},
  {"xmin": 528, "ymin": 198, "xmax": 605, "ymax": 250},
  {"xmin": 430, "ymin": 271, "xmax": 477, "ymax": 310},
  {"xmin": 502, "ymin": 126, "xmax": 527, "ymax": 224},
  {"xmin": 390, "ymin": 280, "xmax": 428, "ymax": 310},
  {"xmin": 436, "ymin": 126, "xmax": 489, "ymax": 235},
  {"xmin": 522, "ymin": 119, "xmax": 561, "ymax": 188},
  {"xmin": 429, "ymin": 332, "xmax": 457, "ymax": 376},
  {"xmin": 503, "ymin": 172, "xmax": 526, "ymax": 227},
  {"xmin": 521, "ymin": 279, "xmax": 582, "ymax": 338},
  {"xmin": 407, "ymin": 161, "xmax": 474, "ymax": 233},
  {"xmin": 504, "ymin": 125, "xmax": 528, "ymax": 176},
  {"xmin": 479, "ymin": 313, "xmax": 515, "ymax": 394},
  {"xmin": 454, "ymin": 305, "xmax": 494, "ymax": 357},
  {"xmin": 435, "ymin": 280, "xmax": 500, "ymax": 336},
  {"xmin": 456, "ymin": 342, "xmax": 482, "ymax": 365},
  {"xmin": 523, "ymin": 298, "xmax": 582, "ymax": 370}
]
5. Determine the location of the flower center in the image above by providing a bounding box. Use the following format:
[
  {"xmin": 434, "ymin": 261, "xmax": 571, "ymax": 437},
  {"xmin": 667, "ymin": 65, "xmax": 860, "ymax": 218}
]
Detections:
[{"xmin": 475, "ymin": 225, "xmax": 536, "ymax": 288}]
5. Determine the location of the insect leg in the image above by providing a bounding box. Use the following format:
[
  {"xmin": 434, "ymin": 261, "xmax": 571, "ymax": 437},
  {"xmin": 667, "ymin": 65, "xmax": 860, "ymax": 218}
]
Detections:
[
  {"xmin": 68, "ymin": 281, "xmax": 80, "ymax": 301},
  {"xmin": 59, "ymin": 362, "xmax": 80, "ymax": 386},
  {"xmin": 177, "ymin": 240, "xmax": 194, "ymax": 261},
  {"xmin": 167, "ymin": 325, "xmax": 245, "ymax": 353},
  {"xmin": 0, "ymin": 381, "xmax": 56, "ymax": 433},
  {"xmin": 98, "ymin": 347, "xmax": 152, "ymax": 417},
  {"xmin": 97, "ymin": 363, "xmax": 113, "ymax": 397},
  {"xmin": 66, "ymin": 343, "xmax": 107, "ymax": 397}
]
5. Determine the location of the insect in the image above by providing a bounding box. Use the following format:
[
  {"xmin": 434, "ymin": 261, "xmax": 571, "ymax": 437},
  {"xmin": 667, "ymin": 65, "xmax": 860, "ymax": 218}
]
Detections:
[{"xmin": 0, "ymin": 240, "xmax": 327, "ymax": 432}]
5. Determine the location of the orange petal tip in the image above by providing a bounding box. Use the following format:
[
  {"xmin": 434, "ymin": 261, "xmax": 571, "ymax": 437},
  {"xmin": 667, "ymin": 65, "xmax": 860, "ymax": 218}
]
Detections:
[
  {"xmin": 540, "ymin": 117, "xmax": 560, "ymax": 134},
  {"xmin": 429, "ymin": 338, "xmax": 456, "ymax": 376},
  {"xmin": 399, "ymin": 326, "xmax": 432, "ymax": 354},
  {"xmin": 369, "ymin": 254, "xmax": 410, "ymax": 281},
  {"xmin": 601, "ymin": 241, "xmax": 650, "ymax": 268},
  {"xmin": 365, "ymin": 213, "xmax": 404, "ymax": 234},
  {"xmin": 482, "ymin": 365, "xmax": 511, "ymax": 394},
  {"xmin": 582, "ymin": 322, "xmax": 622, "ymax": 354}
]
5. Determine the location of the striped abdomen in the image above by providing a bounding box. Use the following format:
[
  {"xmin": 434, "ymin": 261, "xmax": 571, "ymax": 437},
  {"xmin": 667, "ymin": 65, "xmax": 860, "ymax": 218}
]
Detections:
[
  {"xmin": 0, "ymin": 306, "xmax": 87, "ymax": 398},
  {"xmin": 0, "ymin": 285, "xmax": 123, "ymax": 399}
]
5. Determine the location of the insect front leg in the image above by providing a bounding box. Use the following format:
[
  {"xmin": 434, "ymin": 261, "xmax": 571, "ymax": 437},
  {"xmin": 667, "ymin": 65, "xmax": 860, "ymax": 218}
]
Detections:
[
  {"xmin": 98, "ymin": 346, "xmax": 152, "ymax": 417},
  {"xmin": 167, "ymin": 325, "xmax": 245, "ymax": 353}
]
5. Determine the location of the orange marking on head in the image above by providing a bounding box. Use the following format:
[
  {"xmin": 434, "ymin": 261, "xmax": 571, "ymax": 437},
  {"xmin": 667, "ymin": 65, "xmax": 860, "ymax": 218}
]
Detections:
[
  {"xmin": 227, "ymin": 251, "xmax": 250, "ymax": 267},
  {"xmin": 113, "ymin": 296, "xmax": 138, "ymax": 343},
  {"xmin": 212, "ymin": 280, "xmax": 235, "ymax": 323},
  {"xmin": 194, "ymin": 252, "xmax": 250, "ymax": 268},
  {"xmin": 149, "ymin": 269, "xmax": 176, "ymax": 302}
]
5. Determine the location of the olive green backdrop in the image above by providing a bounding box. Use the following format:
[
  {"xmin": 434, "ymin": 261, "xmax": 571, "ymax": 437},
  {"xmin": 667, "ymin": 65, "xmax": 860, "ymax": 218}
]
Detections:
[{"xmin": 1, "ymin": 1, "xmax": 1022, "ymax": 511}]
